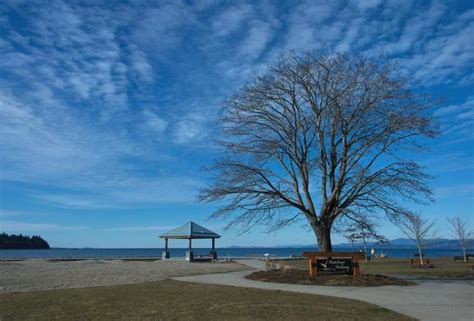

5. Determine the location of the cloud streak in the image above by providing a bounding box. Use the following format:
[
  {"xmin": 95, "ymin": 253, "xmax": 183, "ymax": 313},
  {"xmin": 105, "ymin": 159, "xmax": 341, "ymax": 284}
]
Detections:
[
  {"xmin": 0, "ymin": 221, "xmax": 88, "ymax": 232},
  {"xmin": 102, "ymin": 226, "xmax": 175, "ymax": 232}
]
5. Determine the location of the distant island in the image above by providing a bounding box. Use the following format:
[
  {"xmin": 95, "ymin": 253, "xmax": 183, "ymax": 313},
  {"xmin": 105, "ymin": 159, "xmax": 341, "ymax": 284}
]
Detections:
[
  {"xmin": 335, "ymin": 238, "xmax": 471, "ymax": 250},
  {"xmin": 228, "ymin": 238, "xmax": 471, "ymax": 250},
  {"xmin": 0, "ymin": 233, "xmax": 50, "ymax": 249}
]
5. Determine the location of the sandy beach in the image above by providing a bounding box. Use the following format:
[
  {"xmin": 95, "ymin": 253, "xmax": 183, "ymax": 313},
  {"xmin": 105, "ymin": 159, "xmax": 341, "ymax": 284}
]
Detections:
[{"xmin": 0, "ymin": 259, "xmax": 249, "ymax": 293}]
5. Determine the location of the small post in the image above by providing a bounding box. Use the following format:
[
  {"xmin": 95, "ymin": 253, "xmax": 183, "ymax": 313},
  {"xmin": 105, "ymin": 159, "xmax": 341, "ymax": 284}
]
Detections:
[
  {"xmin": 309, "ymin": 257, "xmax": 317, "ymax": 276},
  {"xmin": 353, "ymin": 257, "xmax": 360, "ymax": 276},
  {"xmin": 162, "ymin": 238, "xmax": 170, "ymax": 259},
  {"xmin": 186, "ymin": 238, "xmax": 194, "ymax": 262},
  {"xmin": 210, "ymin": 238, "xmax": 217, "ymax": 259},
  {"xmin": 353, "ymin": 253, "xmax": 364, "ymax": 276}
]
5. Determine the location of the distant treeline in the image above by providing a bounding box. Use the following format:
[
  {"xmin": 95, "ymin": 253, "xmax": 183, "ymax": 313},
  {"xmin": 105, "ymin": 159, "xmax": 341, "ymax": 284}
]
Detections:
[{"xmin": 0, "ymin": 233, "xmax": 50, "ymax": 249}]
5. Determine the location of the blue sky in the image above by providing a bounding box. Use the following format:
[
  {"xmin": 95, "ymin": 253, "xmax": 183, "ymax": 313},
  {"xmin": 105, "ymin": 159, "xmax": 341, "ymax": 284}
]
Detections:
[{"xmin": 0, "ymin": 0, "xmax": 473, "ymax": 248}]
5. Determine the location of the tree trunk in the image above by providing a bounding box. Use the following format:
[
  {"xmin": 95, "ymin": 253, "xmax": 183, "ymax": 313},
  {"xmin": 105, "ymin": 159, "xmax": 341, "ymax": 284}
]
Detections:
[
  {"xmin": 316, "ymin": 224, "xmax": 333, "ymax": 252},
  {"xmin": 417, "ymin": 241, "xmax": 424, "ymax": 266},
  {"xmin": 462, "ymin": 245, "xmax": 467, "ymax": 263},
  {"xmin": 362, "ymin": 237, "xmax": 368, "ymax": 263}
]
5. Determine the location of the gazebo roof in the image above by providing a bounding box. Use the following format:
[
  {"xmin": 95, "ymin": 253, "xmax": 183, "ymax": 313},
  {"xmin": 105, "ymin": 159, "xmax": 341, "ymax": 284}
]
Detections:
[{"xmin": 160, "ymin": 221, "xmax": 221, "ymax": 239}]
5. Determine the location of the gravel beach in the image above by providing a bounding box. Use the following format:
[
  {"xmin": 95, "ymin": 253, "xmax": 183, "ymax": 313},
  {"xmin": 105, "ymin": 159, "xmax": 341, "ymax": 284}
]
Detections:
[{"xmin": 0, "ymin": 259, "xmax": 249, "ymax": 293}]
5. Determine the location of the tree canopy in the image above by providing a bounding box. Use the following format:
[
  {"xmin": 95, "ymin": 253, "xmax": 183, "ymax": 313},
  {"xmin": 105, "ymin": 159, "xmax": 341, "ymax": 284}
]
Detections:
[
  {"xmin": 0, "ymin": 233, "xmax": 50, "ymax": 249},
  {"xmin": 200, "ymin": 51, "xmax": 437, "ymax": 251}
]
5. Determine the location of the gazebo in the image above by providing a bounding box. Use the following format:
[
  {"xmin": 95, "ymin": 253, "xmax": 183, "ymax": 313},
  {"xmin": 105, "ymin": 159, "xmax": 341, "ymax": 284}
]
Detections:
[{"xmin": 160, "ymin": 221, "xmax": 221, "ymax": 261}]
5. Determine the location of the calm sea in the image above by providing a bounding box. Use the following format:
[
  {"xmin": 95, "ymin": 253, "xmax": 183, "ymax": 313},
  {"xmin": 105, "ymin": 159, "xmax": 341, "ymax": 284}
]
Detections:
[{"xmin": 0, "ymin": 247, "xmax": 467, "ymax": 259}]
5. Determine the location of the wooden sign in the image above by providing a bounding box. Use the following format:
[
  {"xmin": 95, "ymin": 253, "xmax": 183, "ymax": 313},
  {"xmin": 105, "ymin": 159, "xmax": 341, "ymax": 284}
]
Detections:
[
  {"xmin": 314, "ymin": 258, "xmax": 353, "ymax": 274},
  {"xmin": 303, "ymin": 252, "xmax": 365, "ymax": 276}
]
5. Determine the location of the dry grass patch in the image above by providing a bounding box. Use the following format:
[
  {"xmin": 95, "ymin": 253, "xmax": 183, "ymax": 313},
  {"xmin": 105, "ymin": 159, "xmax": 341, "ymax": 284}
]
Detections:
[
  {"xmin": 0, "ymin": 280, "xmax": 414, "ymax": 321},
  {"xmin": 272, "ymin": 257, "xmax": 474, "ymax": 278}
]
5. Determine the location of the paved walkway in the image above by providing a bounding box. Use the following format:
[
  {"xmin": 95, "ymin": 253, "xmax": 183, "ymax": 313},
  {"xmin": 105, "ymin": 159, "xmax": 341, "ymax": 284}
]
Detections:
[{"xmin": 174, "ymin": 259, "xmax": 474, "ymax": 321}]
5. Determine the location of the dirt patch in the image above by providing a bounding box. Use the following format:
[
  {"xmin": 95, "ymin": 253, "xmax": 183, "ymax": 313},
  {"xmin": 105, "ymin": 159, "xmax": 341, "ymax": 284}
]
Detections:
[{"xmin": 246, "ymin": 269, "xmax": 415, "ymax": 286}]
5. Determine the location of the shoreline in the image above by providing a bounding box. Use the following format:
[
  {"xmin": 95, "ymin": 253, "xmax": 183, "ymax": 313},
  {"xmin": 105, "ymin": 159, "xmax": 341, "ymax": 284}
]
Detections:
[
  {"xmin": 0, "ymin": 254, "xmax": 466, "ymax": 261},
  {"xmin": 0, "ymin": 255, "xmax": 301, "ymax": 260}
]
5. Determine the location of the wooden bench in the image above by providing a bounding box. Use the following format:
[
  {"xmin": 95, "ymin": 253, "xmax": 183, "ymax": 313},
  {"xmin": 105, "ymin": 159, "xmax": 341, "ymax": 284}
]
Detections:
[
  {"xmin": 303, "ymin": 252, "xmax": 366, "ymax": 276},
  {"xmin": 454, "ymin": 254, "xmax": 474, "ymax": 262},
  {"xmin": 411, "ymin": 258, "xmax": 431, "ymax": 266}
]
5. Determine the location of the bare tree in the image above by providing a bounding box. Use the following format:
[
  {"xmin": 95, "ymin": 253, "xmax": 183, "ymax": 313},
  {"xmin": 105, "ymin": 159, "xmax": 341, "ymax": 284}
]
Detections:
[
  {"xmin": 200, "ymin": 51, "xmax": 437, "ymax": 252},
  {"xmin": 397, "ymin": 212, "xmax": 436, "ymax": 266},
  {"xmin": 343, "ymin": 227, "xmax": 358, "ymax": 252},
  {"xmin": 447, "ymin": 216, "xmax": 472, "ymax": 263},
  {"xmin": 338, "ymin": 215, "xmax": 387, "ymax": 262}
]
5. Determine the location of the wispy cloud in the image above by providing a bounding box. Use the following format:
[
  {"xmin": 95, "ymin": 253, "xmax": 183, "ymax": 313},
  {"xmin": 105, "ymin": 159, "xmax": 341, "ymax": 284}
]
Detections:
[
  {"xmin": 434, "ymin": 96, "xmax": 474, "ymax": 144},
  {"xmin": 143, "ymin": 109, "xmax": 168, "ymax": 134},
  {"xmin": 435, "ymin": 96, "xmax": 474, "ymax": 117},
  {"xmin": 173, "ymin": 112, "xmax": 211, "ymax": 144},
  {"xmin": 238, "ymin": 21, "xmax": 274, "ymax": 60},
  {"xmin": 352, "ymin": 0, "xmax": 382, "ymax": 10},
  {"xmin": 32, "ymin": 176, "xmax": 204, "ymax": 209},
  {"xmin": 0, "ymin": 221, "xmax": 88, "ymax": 232},
  {"xmin": 422, "ymin": 152, "xmax": 474, "ymax": 173},
  {"xmin": 0, "ymin": 210, "xmax": 58, "ymax": 218},
  {"xmin": 434, "ymin": 184, "xmax": 474, "ymax": 200},
  {"xmin": 211, "ymin": 4, "xmax": 252, "ymax": 37},
  {"xmin": 277, "ymin": 1, "xmax": 474, "ymax": 85},
  {"xmin": 383, "ymin": 2, "xmax": 446, "ymax": 55},
  {"xmin": 102, "ymin": 226, "xmax": 175, "ymax": 232}
]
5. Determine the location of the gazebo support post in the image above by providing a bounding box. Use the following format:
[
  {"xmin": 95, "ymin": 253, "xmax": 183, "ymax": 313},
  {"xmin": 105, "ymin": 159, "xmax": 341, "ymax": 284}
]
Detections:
[
  {"xmin": 210, "ymin": 238, "xmax": 217, "ymax": 260},
  {"xmin": 186, "ymin": 238, "xmax": 194, "ymax": 262},
  {"xmin": 162, "ymin": 238, "xmax": 170, "ymax": 259}
]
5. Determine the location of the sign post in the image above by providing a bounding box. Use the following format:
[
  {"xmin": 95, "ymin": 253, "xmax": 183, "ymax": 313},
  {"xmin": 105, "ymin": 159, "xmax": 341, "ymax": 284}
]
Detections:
[{"xmin": 303, "ymin": 252, "xmax": 365, "ymax": 276}]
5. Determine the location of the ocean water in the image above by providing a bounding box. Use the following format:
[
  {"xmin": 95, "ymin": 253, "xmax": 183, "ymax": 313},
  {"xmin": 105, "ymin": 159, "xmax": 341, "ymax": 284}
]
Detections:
[{"xmin": 0, "ymin": 247, "xmax": 467, "ymax": 259}]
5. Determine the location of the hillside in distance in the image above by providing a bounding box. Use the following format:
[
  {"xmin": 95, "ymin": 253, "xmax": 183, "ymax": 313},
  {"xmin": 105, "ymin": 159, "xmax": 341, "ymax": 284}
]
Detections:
[
  {"xmin": 334, "ymin": 238, "xmax": 470, "ymax": 249},
  {"xmin": 228, "ymin": 239, "xmax": 471, "ymax": 249}
]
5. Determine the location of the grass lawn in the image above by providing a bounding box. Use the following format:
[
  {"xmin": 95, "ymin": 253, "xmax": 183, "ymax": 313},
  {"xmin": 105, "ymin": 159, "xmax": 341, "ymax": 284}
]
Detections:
[
  {"xmin": 273, "ymin": 257, "xmax": 473, "ymax": 278},
  {"xmin": 0, "ymin": 280, "xmax": 414, "ymax": 321}
]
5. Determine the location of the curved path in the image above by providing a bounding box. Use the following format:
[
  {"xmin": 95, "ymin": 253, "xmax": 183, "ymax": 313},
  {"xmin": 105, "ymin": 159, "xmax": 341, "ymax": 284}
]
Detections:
[{"xmin": 174, "ymin": 259, "xmax": 474, "ymax": 321}]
